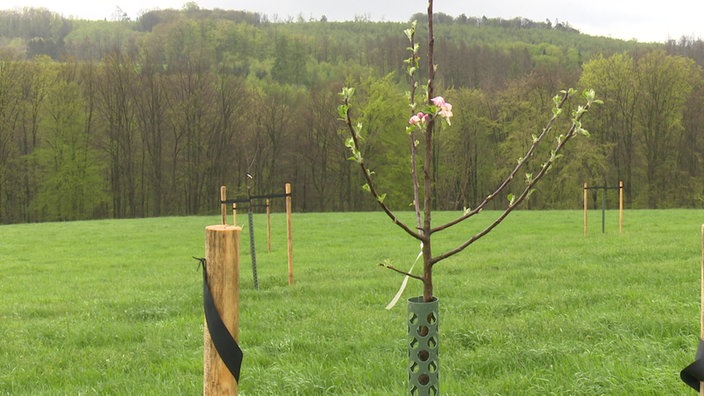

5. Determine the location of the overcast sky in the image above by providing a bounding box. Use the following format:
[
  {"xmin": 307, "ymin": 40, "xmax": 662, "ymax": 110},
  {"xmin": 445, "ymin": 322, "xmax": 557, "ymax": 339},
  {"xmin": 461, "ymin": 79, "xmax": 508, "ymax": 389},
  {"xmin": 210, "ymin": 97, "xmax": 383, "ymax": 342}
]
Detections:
[{"xmin": 5, "ymin": 0, "xmax": 704, "ymax": 43}]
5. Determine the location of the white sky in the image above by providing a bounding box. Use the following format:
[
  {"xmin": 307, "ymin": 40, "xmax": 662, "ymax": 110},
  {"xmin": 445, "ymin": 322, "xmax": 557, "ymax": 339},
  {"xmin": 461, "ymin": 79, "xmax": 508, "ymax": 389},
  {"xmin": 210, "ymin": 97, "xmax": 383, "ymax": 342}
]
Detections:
[{"xmin": 4, "ymin": 0, "xmax": 703, "ymax": 43}]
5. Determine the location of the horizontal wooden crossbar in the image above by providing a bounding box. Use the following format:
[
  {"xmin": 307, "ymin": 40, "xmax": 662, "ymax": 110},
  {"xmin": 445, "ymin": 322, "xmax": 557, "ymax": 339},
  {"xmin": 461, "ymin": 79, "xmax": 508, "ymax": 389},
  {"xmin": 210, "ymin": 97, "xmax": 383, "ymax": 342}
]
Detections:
[
  {"xmin": 584, "ymin": 185, "xmax": 620, "ymax": 190},
  {"xmin": 220, "ymin": 192, "xmax": 291, "ymax": 205}
]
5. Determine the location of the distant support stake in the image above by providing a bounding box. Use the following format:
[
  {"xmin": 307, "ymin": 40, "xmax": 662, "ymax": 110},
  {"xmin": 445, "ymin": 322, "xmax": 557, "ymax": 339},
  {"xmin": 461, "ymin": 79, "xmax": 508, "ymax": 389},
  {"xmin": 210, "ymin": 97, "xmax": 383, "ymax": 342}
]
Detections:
[
  {"xmin": 285, "ymin": 183, "xmax": 294, "ymax": 285},
  {"xmin": 619, "ymin": 180, "xmax": 624, "ymax": 233},
  {"xmin": 248, "ymin": 205, "xmax": 258, "ymax": 290},
  {"xmin": 583, "ymin": 182, "xmax": 588, "ymax": 236},
  {"xmin": 220, "ymin": 186, "xmax": 228, "ymax": 225},
  {"xmin": 266, "ymin": 199, "xmax": 271, "ymax": 253},
  {"xmin": 601, "ymin": 184, "xmax": 606, "ymax": 234}
]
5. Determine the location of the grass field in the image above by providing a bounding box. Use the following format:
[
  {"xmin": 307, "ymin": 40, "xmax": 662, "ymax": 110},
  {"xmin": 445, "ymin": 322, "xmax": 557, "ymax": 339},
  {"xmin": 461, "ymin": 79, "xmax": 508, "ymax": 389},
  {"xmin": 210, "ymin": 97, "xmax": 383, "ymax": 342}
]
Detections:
[{"xmin": 1, "ymin": 209, "xmax": 703, "ymax": 395}]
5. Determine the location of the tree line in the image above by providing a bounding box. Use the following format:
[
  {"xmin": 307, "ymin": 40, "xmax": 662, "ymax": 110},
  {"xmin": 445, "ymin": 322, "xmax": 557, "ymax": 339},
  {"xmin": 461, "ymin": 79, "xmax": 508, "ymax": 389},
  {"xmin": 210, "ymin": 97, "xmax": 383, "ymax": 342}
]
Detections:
[{"xmin": 1, "ymin": 6, "xmax": 703, "ymax": 223}]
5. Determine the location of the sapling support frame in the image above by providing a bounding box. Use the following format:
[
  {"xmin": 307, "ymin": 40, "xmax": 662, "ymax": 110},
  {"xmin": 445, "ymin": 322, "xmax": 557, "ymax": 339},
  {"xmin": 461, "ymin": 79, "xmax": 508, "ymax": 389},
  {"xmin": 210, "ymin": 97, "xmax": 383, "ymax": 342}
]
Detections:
[
  {"xmin": 583, "ymin": 181, "xmax": 623, "ymax": 235},
  {"xmin": 220, "ymin": 183, "xmax": 294, "ymax": 288}
]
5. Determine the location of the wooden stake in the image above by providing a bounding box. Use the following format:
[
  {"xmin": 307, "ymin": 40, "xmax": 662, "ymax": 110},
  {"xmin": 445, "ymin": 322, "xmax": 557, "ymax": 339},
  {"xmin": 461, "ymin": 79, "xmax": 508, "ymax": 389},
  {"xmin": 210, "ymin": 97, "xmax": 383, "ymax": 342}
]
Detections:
[
  {"xmin": 204, "ymin": 224, "xmax": 241, "ymax": 395},
  {"xmin": 220, "ymin": 186, "xmax": 227, "ymax": 226},
  {"xmin": 700, "ymin": 224, "xmax": 704, "ymax": 396},
  {"xmin": 619, "ymin": 180, "xmax": 624, "ymax": 233},
  {"xmin": 232, "ymin": 203, "xmax": 237, "ymax": 227},
  {"xmin": 583, "ymin": 182, "xmax": 588, "ymax": 236},
  {"xmin": 266, "ymin": 199, "xmax": 271, "ymax": 253},
  {"xmin": 285, "ymin": 183, "xmax": 294, "ymax": 285}
]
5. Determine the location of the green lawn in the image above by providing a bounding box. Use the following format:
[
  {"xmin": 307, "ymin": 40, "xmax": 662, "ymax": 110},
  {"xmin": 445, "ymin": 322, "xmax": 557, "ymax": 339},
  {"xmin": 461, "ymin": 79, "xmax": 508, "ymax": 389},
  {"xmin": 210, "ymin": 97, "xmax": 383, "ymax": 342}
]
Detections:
[{"xmin": 0, "ymin": 209, "xmax": 702, "ymax": 395}]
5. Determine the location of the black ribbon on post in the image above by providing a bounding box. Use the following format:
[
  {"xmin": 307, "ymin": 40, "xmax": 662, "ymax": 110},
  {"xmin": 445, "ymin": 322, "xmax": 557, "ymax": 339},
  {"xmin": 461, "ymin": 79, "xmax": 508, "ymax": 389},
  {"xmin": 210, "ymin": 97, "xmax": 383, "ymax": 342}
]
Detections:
[
  {"xmin": 194, "ymin": 257, "xmax": 243, "ymax": 383},
  {"xmin": 681, "ymin": 339, "xmax": 704, "ymax": 391}
]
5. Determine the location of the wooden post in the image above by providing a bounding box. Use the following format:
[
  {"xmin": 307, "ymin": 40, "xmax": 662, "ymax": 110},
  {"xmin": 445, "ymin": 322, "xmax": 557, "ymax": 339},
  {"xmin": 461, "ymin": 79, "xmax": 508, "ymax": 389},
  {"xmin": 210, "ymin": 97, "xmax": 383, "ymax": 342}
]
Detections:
[
  {"xmin": 266, "ymin": 199, "xmax": 271, "ymax": 253},
  {"xmin": 583, "ymin": 182, "xmax": 588, "ymax": 235},
  {"xmin": 232, "ymin": 203, "xmax": 237, "ymax": 227},
  {"xmin": 285, "ymin": 183, "xmax": 294, "ymax": 285},
  {"xmin": 220, "ymin": 186, "xmax": 228, "ymax": 225},
  {"xmin": 601, "ymin": 184, "xmax": 606, "ymax": 234},
  {"xmin": 700, "ymin": 224, "xmax": 704, "ymax": 396},
  {"xmin": 619, "ymin": 180, "xmax": 624, "ymax": 233},
  {"xmin": 204, "ymin": 224, "xmax": 241, "ymax": 395}
]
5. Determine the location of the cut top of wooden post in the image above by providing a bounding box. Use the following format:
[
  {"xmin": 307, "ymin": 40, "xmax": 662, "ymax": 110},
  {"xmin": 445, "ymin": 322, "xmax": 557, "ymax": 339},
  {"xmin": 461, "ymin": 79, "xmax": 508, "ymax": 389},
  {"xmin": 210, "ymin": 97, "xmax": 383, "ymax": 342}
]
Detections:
[{"xmin": 207, "ymin": 224, "xmax": 240, "ymax": 232}]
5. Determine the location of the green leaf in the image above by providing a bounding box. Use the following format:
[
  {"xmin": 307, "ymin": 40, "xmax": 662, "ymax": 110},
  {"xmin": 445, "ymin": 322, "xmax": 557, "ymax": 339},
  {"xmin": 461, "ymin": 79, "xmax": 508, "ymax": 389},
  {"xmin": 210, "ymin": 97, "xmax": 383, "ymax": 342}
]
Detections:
[
  {"xmin": 525, "ymin": 173, "xmax": 533, "ymax": 184},
  {"xmin": 347, "ymin": 149, "xmax": 362, "ymax": 163},
  {"xmin": 404, "ymin": 21, "xmax": 417, "ymax": 41},
  {"xmin": 353, "ymin": 151, "xmax": 362, "ymax": 163},
  {"xmin": 337, "ymin": 104, "xmax": 348, "ymax": 119},
  {"xmin": 353, "ymin": 122, "xmax": 363, "ymax": 137},
  {"xmin": 339, "ymin": 87, "xmax": 354, "ymax": 100},
  {"xmin": 549, "ymin": 150, "xmax": 563, "ymax": 162},
  {"xmin": 553, "ymin": 94, "xmax": 562, "ymax": 107},
  {"xmin": 404, "ymin": 29, "xmax": 413, "ymax": 41}
]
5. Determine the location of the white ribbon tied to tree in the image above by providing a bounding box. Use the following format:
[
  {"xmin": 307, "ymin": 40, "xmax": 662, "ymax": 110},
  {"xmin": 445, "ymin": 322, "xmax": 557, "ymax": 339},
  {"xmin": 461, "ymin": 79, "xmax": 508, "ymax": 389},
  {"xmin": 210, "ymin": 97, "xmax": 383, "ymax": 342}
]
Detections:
[{"xmin": 386, "ymin": 242, "xmax": 424, "ymax": 310}]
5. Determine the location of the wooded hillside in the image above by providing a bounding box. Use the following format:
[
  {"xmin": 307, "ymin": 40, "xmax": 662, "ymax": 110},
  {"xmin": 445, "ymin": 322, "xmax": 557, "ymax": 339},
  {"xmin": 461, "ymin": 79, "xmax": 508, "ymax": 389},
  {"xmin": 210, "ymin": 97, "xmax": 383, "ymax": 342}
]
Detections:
[{"xmin": 1, "ymin": 6, "xmax": 703, "ymax": 223}]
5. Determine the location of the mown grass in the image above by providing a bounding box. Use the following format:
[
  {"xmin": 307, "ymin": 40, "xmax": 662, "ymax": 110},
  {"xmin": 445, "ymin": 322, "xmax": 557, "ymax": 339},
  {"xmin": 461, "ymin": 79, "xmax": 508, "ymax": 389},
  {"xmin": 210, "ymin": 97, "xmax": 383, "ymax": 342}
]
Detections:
[{"xmin": 0, "ymin": 209, "xmax": 702, "ymax": 394}]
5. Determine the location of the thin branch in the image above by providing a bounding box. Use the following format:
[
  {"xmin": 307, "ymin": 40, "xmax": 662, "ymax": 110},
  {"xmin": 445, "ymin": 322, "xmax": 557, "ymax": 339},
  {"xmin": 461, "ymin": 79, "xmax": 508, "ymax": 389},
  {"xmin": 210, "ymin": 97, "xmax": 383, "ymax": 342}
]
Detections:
[
  {"xmin": 379, "ymin": 262, "xmax": 425, "ymax": 282},
  {"xmin": 430, "ymin": 98, "xmax": 594, "ymax": 265},
  {"xmin": 421, "ymin": 0, "xmax": 436, "ymax": 302},
  {"xmin": 423, "ymin": 0, "xmax": 436, "ymax": 238},
  {"xmin": 410, "ymin": 132, "xmax": 422, "ymax": 231},
  {"xmin": 407, "ymin": 22, "xmax": 423, "ymax": 233},
  {"xmin": 342, "ymin": 102, "xmax": 422, "ymax": 241},
  {"xmin": 422, "ymin": 0, "xmax": 436, "ymax": 236},
  {"xmin": 431, "ymin": 90, "xmax": 571, "ymax": 234}
]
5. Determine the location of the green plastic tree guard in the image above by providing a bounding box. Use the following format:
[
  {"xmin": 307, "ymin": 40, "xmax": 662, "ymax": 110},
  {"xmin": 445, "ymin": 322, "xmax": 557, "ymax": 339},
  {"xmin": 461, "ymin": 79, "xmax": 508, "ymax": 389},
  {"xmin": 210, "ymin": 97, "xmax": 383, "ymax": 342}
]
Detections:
[{"xmin": 408, "ymin": 296, "xmax": 439, "ymax": 395}]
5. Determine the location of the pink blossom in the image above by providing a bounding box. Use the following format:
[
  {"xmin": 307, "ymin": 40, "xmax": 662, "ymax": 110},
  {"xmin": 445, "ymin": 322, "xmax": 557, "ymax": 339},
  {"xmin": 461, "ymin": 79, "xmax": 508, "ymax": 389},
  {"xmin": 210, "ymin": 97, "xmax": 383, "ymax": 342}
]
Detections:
[
  {"xmin": 409, "ymin": 112, "xmax": 428, "ymax": 125},
  {"xmin": 431, "ymin": 96, "xmax": 446, "ymax": 107},
  {"xmin": 438, "ymin": 102, "xmax": 453, "ymax": 118},
  {"xmin": 431, "ymin": 96, "xmax": 453, "ymax": 125}
]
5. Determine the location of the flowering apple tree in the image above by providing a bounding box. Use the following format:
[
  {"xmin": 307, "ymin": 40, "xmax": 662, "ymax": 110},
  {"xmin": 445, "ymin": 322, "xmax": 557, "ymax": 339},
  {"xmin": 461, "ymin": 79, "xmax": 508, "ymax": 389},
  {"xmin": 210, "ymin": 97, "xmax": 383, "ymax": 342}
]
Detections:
[{"xmin": 338, "ymin": 0, "xmax": 600, "ymax": 303}]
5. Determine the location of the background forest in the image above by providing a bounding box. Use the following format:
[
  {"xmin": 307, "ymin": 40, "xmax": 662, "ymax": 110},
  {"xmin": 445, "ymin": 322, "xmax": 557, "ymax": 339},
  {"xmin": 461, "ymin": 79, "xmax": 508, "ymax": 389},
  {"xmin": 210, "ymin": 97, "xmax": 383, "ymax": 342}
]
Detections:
[{"xmin": 1, "ymin": 5, "xmax": 704, "ymax": 223}]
